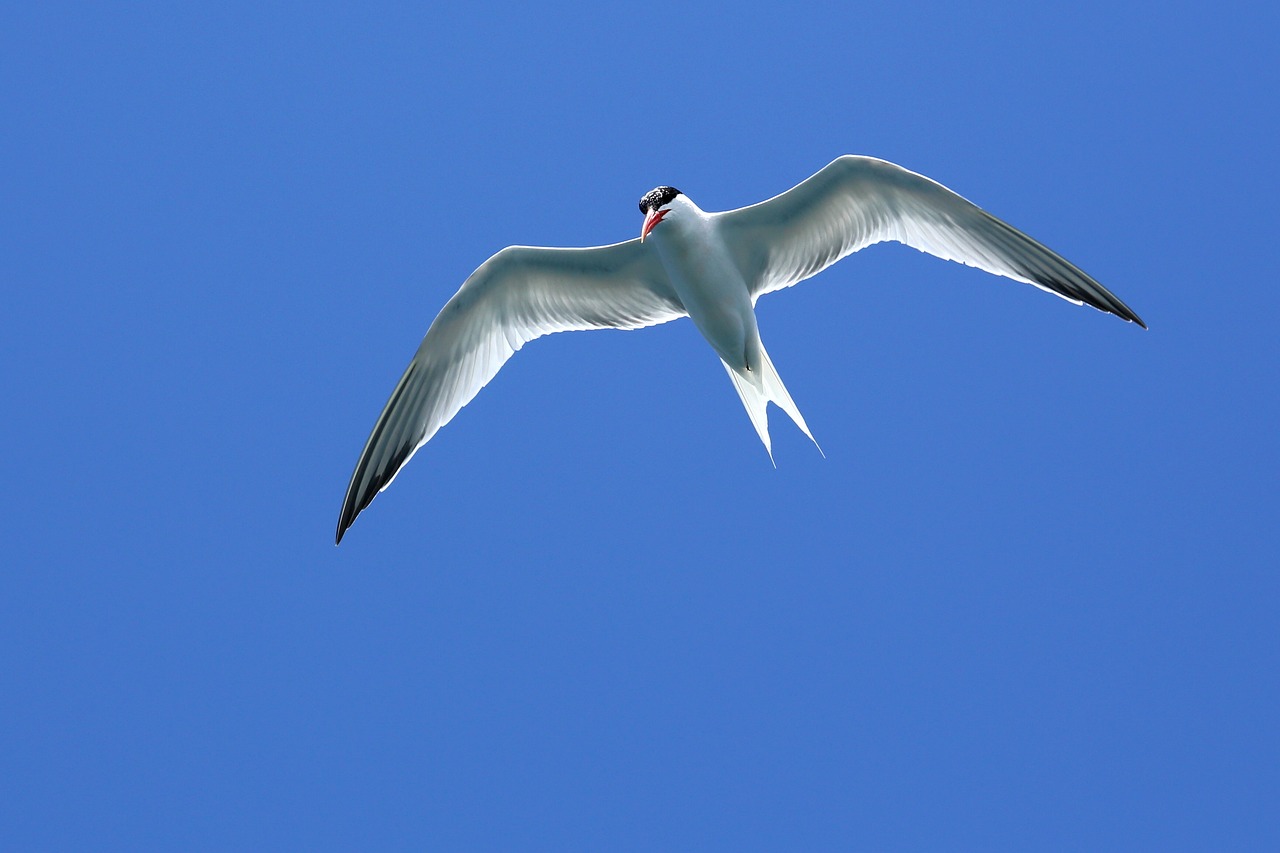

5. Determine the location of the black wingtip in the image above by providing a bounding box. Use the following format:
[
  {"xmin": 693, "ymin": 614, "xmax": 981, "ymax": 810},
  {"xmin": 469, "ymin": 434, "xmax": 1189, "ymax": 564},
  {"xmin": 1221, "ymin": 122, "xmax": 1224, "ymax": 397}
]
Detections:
[
  {"xmin": 335, "ymin": 501, "xmax": 359, "ymax": 545},
  {"xmin": 1102, "ymin": 288, "xmax": 1145, "ymax": 329},
  {"xmin": 335, "ymin": 476, "xmax": 382, "ymax": 546},
  {"xmin": 335, "ymin": 501, "xmax": 357, "ymax": 545},
  {"xmin": 1112, "ymin": 302, "xmax": 1146, "ymax": 329}
]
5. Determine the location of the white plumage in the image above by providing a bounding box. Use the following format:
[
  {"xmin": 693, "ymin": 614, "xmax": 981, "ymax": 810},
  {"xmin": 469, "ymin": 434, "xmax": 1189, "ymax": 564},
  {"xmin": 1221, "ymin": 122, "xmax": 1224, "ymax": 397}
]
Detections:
[{"xmin": 337, "ymin": 156, "xmax": 1143, "ymax": 543}]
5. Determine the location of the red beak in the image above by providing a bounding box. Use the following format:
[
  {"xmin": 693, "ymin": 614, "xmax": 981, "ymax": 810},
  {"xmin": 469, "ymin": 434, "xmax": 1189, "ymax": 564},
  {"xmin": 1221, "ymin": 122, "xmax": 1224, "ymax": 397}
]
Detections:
[{"xmin": 641, "ymin": 207, "xmax": 668, "ymax": 242}]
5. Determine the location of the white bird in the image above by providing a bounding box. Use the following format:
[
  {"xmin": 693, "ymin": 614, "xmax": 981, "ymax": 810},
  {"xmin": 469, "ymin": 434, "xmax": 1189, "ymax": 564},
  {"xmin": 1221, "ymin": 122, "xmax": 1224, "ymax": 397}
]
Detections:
[{"xmin": 336, "ymin": 156, "xmax": 1143, "ymax": 543}]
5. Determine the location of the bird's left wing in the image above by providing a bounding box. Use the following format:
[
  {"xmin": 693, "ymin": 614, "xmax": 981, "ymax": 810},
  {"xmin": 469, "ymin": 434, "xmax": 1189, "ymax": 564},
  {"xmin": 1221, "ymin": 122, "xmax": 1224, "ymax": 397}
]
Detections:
[
  {"xmin": 337, "ymin": 240, "xmax": 683, "ymax": 543},
  {"xmin": 716, "ymin": 155, "xmax": 1144, "ymax": 326}
]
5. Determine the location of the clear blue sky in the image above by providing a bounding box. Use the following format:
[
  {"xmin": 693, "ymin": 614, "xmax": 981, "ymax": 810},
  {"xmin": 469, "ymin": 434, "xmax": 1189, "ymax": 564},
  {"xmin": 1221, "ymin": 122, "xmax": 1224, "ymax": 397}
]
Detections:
[{"xmin": 3, "ymin": 2, "xmax": 1277, "ymax": 849}]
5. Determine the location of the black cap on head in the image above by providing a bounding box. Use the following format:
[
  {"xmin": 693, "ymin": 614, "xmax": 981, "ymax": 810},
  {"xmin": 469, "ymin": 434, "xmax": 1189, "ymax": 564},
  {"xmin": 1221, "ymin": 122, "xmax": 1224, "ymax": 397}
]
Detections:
[{"xmin": 639, "ymin": 186, "xmax": 681, "ymax": 214}]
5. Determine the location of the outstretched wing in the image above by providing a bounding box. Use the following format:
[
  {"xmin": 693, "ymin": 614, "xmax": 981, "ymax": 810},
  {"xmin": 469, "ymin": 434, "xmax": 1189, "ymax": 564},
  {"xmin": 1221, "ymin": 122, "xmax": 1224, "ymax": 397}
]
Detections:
[
  {"xmin": 337, "ymin": 240, "xmax": 684, "ymax": 543},
  {"xmin": 716, "ymin": 155, "xmax": 1144, "ymax": 326}
]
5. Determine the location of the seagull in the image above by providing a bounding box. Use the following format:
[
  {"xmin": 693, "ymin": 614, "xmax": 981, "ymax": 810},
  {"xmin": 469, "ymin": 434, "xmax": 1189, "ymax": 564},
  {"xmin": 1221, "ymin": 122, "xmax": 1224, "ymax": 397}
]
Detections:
[{"xmin": 336, "ymin": 155, "xmax": 1144, "ymax": 543}]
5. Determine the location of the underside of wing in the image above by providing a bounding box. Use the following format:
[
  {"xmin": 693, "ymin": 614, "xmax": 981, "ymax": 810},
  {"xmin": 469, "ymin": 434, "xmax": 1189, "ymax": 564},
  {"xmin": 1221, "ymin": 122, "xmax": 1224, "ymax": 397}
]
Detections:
[
  {"xmin": 717, "ymin": 156, "xmax": 1144, "ymax": 326},
  {"xmin": 336, "ymin": 240, "xmax": 684, "ymax": 543}
]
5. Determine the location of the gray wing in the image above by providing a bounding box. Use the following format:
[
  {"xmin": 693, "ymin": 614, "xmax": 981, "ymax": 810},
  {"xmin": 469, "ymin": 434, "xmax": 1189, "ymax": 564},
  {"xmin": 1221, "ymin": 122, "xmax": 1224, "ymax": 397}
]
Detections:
[
  {"xmin": 337, "ymin": 239, "xmax": 684, "ymax": 543},
  {"xmin": 716, "ymin": 155, "xmax": 1144, "ymax": 325}
]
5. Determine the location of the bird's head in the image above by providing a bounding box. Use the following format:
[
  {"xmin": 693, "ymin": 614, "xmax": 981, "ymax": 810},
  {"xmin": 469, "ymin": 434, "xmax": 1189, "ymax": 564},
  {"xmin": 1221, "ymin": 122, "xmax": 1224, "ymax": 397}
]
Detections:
[{"xmin": 638, "ymin": 186, "xmax": 682, "ymax": 242}]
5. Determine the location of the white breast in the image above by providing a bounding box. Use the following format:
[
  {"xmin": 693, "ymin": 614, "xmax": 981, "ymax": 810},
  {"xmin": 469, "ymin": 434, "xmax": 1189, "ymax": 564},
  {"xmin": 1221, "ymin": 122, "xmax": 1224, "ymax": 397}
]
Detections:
[{"xmin": 648, "ymin": 196, "xmax": 757, "ymax": 367}]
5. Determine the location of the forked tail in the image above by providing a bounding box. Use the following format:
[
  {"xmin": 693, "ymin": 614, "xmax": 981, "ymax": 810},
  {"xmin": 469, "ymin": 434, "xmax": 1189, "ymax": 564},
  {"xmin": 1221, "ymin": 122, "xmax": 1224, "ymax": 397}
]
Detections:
[{"xmin": 720, "ymin": 341, "xmax": 822, "ymax": 463}]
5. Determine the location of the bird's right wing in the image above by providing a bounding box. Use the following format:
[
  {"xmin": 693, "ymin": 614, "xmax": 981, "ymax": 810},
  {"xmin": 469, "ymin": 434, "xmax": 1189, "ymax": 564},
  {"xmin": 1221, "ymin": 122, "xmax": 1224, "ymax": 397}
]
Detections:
[
  {"xmin": 716, "ymin": 156, "xmax": 1144, "ymax": 326},
  {"xmin": 337, "ymin": 240, "xmax": 683, "ymax": 543}
]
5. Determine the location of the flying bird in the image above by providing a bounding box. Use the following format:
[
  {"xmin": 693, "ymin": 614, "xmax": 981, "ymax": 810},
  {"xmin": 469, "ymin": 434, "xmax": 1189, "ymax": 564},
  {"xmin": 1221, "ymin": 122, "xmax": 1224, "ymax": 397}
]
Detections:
[{"xmin": 336, "ymin": 156, "xmax": 1144, "ymax": 543}]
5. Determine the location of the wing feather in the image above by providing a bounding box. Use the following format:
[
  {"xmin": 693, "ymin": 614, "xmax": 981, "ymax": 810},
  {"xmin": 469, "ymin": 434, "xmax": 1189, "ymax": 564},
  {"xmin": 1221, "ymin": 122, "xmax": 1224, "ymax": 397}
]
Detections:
[
  {"xmin": 717, "ymin": 156, "xmax": 1144, "ymax": 326},
  {"xmin": 336, "ymin": 240, "xmax": 683, "ymax": 543}
]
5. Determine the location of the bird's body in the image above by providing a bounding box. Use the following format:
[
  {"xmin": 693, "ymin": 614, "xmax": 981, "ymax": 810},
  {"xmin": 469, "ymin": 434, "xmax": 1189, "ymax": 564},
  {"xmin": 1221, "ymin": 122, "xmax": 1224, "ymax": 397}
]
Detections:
[
  {"xmin": 649, "ymin": 193, "xmax": 753, "ymax": 367},
  {"xmin": 646, "ymin": 192, "xmax": 817, "ymax": 456},
  {"xmin": 336, "ymin": 156, "xmax": 1144, "ymax": 543}
]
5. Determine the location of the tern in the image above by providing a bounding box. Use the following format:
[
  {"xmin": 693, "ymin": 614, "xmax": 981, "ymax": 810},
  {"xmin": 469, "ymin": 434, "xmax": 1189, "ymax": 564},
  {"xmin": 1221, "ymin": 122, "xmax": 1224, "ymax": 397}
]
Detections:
[{"xmin": 336, "ymin": 155, "xmax": 1144, "ymax": 543}]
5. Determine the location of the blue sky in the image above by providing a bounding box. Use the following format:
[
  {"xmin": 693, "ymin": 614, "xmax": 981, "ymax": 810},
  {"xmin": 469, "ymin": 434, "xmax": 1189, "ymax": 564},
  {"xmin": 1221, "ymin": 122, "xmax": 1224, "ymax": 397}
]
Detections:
[{"xmin": 3, "ymin": 1, "xmax": 1277, "ymax": 849}]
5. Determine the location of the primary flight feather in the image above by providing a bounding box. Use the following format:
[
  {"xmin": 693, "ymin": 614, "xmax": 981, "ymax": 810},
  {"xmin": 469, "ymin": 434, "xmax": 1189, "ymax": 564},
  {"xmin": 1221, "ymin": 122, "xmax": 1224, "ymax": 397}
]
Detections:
[{"xmin": 336, "ymin": 156, "xmax": 1144, "ymax": 543}]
